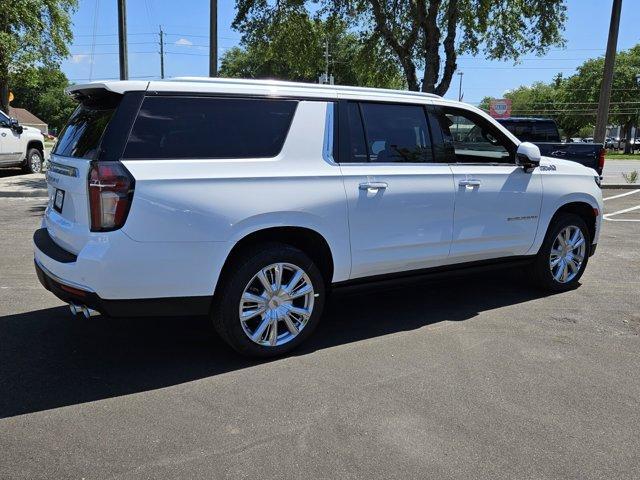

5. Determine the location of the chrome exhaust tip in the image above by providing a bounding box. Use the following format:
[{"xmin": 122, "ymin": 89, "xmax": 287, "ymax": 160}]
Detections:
[{"xmin": 69, "ymin": 303, "xmax": 99, "ymax": 319}]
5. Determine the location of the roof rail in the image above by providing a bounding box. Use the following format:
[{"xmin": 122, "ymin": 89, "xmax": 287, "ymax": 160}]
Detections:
[{"xmin": 168, "ymin": 76, "xmax": 441, "ymax": 99}]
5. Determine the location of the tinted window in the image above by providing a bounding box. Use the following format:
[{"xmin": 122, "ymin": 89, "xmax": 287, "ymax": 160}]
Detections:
[
  {"xmin": 123, "ymin": 96, "xmax": 297, "ymax": 159},
  {"xmin": 54, "ymin": 98, "xmax": 119, "ymax": 159},
  {"xmin": 499, "ymin": 120, "xmax": 560, "ymax": 143},
  {"xmin": 347, "ymin": 102, "xmax": 368, "ymax": 162},
  {"xmin": 358, "ymin": 103, "xmax": 433, "ymax": 163},
  {"xmin": 531, "ymin": 121, "xmax": 560, "ymax": 142},
  {"xmin": 499, "ymin": 121, "xmax": 533, "ymax": 142},
  {"xmin": 0, "ymin": 110, "xmax": 9, "ymax": 124},
  {"xmin": 439, "ymin": 107, "xmax": 512, "ymax": 163}
]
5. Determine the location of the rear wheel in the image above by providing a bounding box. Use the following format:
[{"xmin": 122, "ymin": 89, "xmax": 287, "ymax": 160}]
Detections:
[
  {"xmin": 529, "ymin": 213, "xmax": 590, "ymax": 292},
  {"xmin": 22, "ymin": 148, "xmax": 43, "ymax": 174},
  {"xmin": 212, "ymin": 243, "xmax": 325, "ymax": 357}
]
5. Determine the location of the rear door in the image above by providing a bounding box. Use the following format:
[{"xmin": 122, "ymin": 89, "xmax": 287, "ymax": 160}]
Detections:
[
  {"xmin": 44, "ymin": 90, "xmax": 140, "ymax": 254},
  {"xmin": 429, "ymin": 105, "xmax": 542, "ymax": 262},
  {"xmin": 338, "ymin": 99, "xmax": 455, "ymax": 279}
]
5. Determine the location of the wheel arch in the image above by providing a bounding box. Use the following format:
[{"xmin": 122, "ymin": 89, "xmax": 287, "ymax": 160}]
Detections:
[
  {"xmin": 25, "ymin": 140, "xmax": 44, "ymax": 161},
  {"xmin": 216, "ymin": 226, "xmax": 336, "ymax": 296},
  {"xmin": 550, "ymin": 201, "xmax": 598, "ymax": 244}
]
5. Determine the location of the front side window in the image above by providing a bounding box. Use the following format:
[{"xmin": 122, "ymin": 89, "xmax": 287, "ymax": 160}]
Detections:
[
  {"xmin": 438, "ymin": 107, "xmax": 513, "ymax": 163},
  {"xmin": 346, "ymin": 102, "xmax": 433, "ymax": 163},
  {"xmin": 123, "ymin": 96, "xmax": 298, "ymax": 159},
  {"xmin": 0, "ymin": 110, "xmax": 10, "ymax": 125}
]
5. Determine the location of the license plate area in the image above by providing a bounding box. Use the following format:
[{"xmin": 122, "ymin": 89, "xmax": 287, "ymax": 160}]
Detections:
[{"xmin": 53, "ymin": 188, "xmax": 65, "ymax": 213}]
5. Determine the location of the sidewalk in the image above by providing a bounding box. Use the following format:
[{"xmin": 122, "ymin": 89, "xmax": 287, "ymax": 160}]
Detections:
[{"xmin": 0, "ymin": 173, "xmax": 48, "ymax": 198}]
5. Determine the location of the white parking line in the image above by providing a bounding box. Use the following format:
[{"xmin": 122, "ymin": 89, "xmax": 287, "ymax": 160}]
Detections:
[
  {"xmin": 603, "ymin": 189, "xmax": 640, "ymax": 201},
  {"xmin": 604, "ymin": 203, "xmax": 640, "ymax": 222}
]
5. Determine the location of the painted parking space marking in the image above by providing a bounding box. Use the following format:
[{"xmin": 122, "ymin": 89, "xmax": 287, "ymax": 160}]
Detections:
[
  {"xmin": 603, "ymin": 189, "xmax": 640, "ymax": 201},
  {"xmin": 604, "ymin": 203, "xmax": 640, "ymax": 222}
]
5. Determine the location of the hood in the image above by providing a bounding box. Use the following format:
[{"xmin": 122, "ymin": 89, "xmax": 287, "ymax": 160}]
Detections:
[{"xmin": 540, "ymin": 156, "xmax": 598, "ymax": 177}]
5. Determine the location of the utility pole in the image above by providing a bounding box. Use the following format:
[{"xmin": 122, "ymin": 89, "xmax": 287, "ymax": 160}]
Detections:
[
  {"xmin": 209, "ymin": 0, "xmax": 217, "ymax": 77},
  {"xmin": 457, "ymin": 71, "xmax": 464, "ymax": 101},
  {"xmin": 117, "ymin": 0, "xmax": 128, "ymax": 80},
  {"xmin": 324, "ymin": 38, "xmax": 329, "ymax": 80},
  {"xmin": 594, "ymin": 0, "xmax": 622, "ymax": 144},
  {"xmin": 159, "ymin": 25, "xmax": 165, "ymax": 79}
]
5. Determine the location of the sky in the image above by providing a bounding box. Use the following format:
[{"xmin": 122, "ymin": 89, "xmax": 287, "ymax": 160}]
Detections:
[{"xmin": 61, "ymin": 0, "xmax": 640, "ymax": 105}]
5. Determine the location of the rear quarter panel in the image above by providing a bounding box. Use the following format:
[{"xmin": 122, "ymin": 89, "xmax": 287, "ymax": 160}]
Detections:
[{"xmin": 120, "ymin": 100, "xmax": 351, "ymax": 283}]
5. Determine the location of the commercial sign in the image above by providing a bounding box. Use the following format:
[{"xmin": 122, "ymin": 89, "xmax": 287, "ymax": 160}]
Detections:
[{"xmin": 489, "ymin": 98, "xmax": 512, "ymax": 119}]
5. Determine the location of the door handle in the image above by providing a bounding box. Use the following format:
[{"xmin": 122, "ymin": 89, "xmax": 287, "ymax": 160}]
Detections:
[
  {"xmin": 458, "ymin": 179, "xmax": 481, "ymax": 187},
  {"xmin": 359, "ymin": 181, "xmax": 388, "ymax": 191}
]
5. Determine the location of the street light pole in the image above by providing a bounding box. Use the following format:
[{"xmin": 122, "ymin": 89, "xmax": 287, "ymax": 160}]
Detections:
[
  {"xmin": 457, "ymin": 71, "xmax": 464, "ymax": 102},
  {"xmin": 594, "ymin": 0, "xmax": 623, "ymax": 144}
]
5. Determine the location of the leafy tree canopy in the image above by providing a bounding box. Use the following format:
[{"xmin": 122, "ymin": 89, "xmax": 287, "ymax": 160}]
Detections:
[
  {"xmin": 9, "ymin": 66, "xmax": 76, "ymax": 134},
  {"xmin": 479, "ymin": 44, "xmax": 640, "ymax": 141},
  {"xmin": 221, "ymin": 7, "xmax": 404, "ymax": 89},
  {"xmin": 0, "ymin": 0, "xmax": 77, "ymax": 112},
  {"xmin": 233, "ymin": 0, "xmax": 567, "ymax": 94}
]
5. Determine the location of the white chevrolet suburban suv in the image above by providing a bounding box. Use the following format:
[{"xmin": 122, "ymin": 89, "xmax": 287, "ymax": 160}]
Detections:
[
  {"xmin": 0, "ymin": 109, "xmax": 46, "ymax": 173},
  {"xmin": 34, "ymin": 77, "xmax": 603, "ymax": 357}
]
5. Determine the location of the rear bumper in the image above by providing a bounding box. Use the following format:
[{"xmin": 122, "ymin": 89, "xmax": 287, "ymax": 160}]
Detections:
[
  {"xmin": 35, "ymin": 258, "xmax": 212, "ymax": 317},
  {"xmin": 33, "ymin": 227, "xmax": 216, "ymax": 317}
]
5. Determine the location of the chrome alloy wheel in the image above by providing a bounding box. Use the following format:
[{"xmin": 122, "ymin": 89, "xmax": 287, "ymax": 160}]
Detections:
[
  {"xmin": 549, "ymin": 226, "xmax": 586, "ymax": 283},
  {"xmin": 239, "ymin": 263, "xmax": 315, "ymax": 347},
  {"xmin": 30, "ymin": 152, "xmax": 42, "ymax": 173}
]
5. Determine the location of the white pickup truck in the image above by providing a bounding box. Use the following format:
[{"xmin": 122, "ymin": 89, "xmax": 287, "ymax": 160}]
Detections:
[{"xmin": 0, "ymin": 109, "xmax": 46, "ymax": 173}]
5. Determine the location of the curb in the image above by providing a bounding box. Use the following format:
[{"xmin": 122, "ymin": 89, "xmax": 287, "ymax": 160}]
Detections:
[
  {"xmin": 0, "ymin": 190, "xmax": 48, "ymax": 198},
  {"xmin": 601, "ymin": 184, "xmax": 640, "ymax": 190}
]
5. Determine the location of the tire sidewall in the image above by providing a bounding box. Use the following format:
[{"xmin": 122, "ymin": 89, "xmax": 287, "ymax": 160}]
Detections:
[
  {"xmin": 216, "ymin": 244, "xmax": 325, "ymax": 357},
  {"xmin": 25, "ymin": 148, "xmax": 43, "ymax": 174},
  {"xmin": 536, "ymin": 213, "xmax": 591, "ymax": 291}
]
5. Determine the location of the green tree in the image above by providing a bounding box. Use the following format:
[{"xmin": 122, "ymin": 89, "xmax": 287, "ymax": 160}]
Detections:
[
  {"xmin": 9, "ymin": 67, "xmax": 76, "ymax": 134},
  {"xmin": 234, "ymin": 0, "xmax": 567, "ymax": 94},
  {"xmin": 563, "ymin": 45, "xmax": 640, "ymax": 152},
  {"xmin": 221, "ymin": 8, "xmax": 404, "ymax": 89},
  {"xmin": 0, "ymin": 0, "xmax": 77, "ymax": 113},
  {"xmin": 478, "ymin": 45, "xmax": 640, "ymax": 141}
]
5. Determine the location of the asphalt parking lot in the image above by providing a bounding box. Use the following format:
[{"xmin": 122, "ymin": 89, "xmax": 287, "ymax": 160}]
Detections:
[{"xmin": 0, "ymin": 192, "xmax": 639, "ymax": 479}]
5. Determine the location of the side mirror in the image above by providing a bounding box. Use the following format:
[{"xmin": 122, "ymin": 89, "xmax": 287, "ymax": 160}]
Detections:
[
  {"xmin": 9, "ymin": 118, "xmax": 23, "ymax": 134},
  {"xmin": 516, "ymin": 142, "xmax": 541, "ymax": 171}
]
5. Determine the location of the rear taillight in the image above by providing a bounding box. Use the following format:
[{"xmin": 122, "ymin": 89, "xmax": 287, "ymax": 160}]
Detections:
[
  {"xmin": 88, "ymin": 162, "xmax": 135, "ymax": 232},
  {"xmin": 598, "ymin": 148, "xmax": 606, "ymax": 173}
]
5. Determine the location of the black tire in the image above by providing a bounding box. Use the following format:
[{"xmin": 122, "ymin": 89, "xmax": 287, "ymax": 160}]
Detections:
[
  {"xmin": 22, "ymin": 148, "xmax": 43, "ymax": 174},
  {"xmin": 528, "ymin": 213, "xmax": 591, "ymax": 292},
  {"xmin": 212, "ymin": 242, "xmax": 326, "ymax": 358}
]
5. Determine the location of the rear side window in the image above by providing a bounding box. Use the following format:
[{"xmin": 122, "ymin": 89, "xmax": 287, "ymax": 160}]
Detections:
[
  {"xmin": 358, "ymin": 103, "xmax": 433, "ymax": 163},
  {"xmin": 123, "ymin": 96, "xmax": 297, "ymax": 159},
  {"xmin": 54, "ymin": 95, "xmax": 120, "ymax": 160}
]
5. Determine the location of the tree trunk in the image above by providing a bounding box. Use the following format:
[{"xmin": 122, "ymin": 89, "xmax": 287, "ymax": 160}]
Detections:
[
  {"xmin": 624, "ymin": 121, "xmax": 633, "ymax": 154},
  {"xmin": 0, "ymin": 76, "xmax": 8, "ymax": 114}
]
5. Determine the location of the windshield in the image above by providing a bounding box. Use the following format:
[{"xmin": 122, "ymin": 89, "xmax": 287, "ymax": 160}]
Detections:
[{"xmin": 53, "ymin": 95, "xmax": 120, "ymax": 160}]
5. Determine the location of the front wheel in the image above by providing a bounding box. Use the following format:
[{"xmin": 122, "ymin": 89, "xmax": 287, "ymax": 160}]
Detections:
[
  {"xmin": 212, "ymin": 243, "xmax": 325, "ymax": 357},
  {"xmin": 22, "ymin": 148, "xmax": 43, "ymax": 174},
  {"xmin": 528, "ymin": 213, "xmax": 590, "ymax": 292}
]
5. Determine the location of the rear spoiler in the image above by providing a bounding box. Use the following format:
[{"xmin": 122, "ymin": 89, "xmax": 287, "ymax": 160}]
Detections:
[{"xmin": 65, "ymin": 81, "xmax": 150, "ymax": 100}]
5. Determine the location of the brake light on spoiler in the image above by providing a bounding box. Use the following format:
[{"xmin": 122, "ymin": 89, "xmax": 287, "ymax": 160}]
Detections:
[{"xmin": 88, "ymin": 162, "xmax": 135, "ymax": 231}]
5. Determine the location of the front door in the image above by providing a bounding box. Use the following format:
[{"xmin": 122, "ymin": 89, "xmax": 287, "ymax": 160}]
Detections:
[
  {"xmin": 0, "ymin": 112, "xmax": 23, "ymax": 165},
  {"xmin": 338, "ymin": 100, "xmax": 455, "ymax": 279},
  {"xmin": 429, "ymin": 106, "xmax": 542, "ymax": 263}
]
